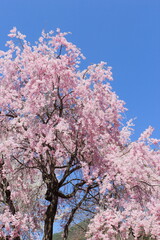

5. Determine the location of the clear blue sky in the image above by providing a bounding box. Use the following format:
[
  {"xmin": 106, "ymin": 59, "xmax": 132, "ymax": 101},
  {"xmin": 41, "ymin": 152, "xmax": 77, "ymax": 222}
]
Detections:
[{"xmin": 0, "ymin": 0, "xmax": 160, "ymax": 140}]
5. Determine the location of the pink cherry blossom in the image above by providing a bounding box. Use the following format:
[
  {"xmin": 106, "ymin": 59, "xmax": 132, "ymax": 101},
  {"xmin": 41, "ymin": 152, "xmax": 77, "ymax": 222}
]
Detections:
[{"xmin": 0, "ymin": 29, "xmax": 159, "ymax": 240}]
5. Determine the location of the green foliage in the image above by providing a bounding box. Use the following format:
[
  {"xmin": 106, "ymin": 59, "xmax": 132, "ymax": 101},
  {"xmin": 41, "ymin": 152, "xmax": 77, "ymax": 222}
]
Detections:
[
  {"xmin": 53, "ymin": 220, "xmax": 156, "ymax": 240},
  {"xmin": 53, "ymin": 219, "xmax": 89, "ymax": 240}
]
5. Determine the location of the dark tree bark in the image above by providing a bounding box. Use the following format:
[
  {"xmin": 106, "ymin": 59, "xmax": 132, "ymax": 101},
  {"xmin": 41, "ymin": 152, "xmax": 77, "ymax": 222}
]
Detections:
[
  {"xmin": 0, "ymin": 162, "xmax": 21, "ymax": 240},
  {"xmin": 43, "ymin": 191, "xmax": 58, "ymax": 240},
  {"xmin": 43, "ymin": 196, "xmax": 58, "ymax": 240}
]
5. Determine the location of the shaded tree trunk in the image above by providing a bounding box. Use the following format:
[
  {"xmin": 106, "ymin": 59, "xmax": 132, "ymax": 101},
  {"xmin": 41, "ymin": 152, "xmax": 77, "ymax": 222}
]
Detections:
[
  {"xmin": 0, "ymin": 164, "xmax": 21, "ymax": 240},
  {"xmin": 43, "ymin": 195, "xmax": 58, "ymax": 240}
]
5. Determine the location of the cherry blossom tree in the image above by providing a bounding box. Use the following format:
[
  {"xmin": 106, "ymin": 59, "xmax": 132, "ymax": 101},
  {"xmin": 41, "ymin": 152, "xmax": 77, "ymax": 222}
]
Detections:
[
  {"xmin": 87, "ymin": 126, "xmax": 160, "ymax": 240},
  {"xmin": 0, "ymin": 27, "xmax": 123, "ymax": 240},
  {"xmin": 0, "ymin": 28, "xmax": 159, "ymax": 240}
]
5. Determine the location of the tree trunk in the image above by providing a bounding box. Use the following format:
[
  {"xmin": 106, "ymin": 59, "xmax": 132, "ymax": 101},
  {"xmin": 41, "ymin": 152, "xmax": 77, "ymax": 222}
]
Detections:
[{"xmin": 43, "ymin": 195, "xmax": 58, "ymax": 240}]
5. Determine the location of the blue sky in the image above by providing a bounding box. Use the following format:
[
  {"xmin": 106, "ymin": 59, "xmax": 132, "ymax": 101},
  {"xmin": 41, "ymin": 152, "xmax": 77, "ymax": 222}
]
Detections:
[{"xmin": 0, "ymin": 0, "xmax": 160, "ymax": 140}]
